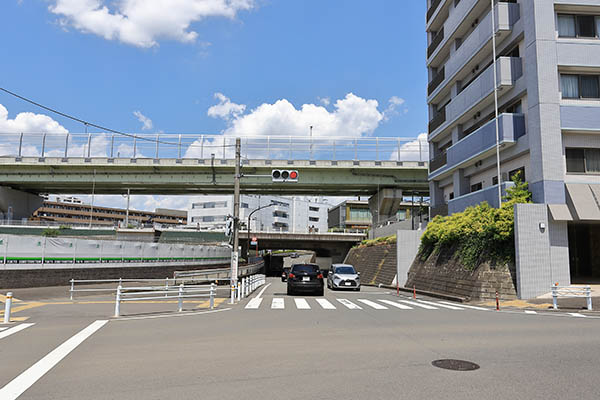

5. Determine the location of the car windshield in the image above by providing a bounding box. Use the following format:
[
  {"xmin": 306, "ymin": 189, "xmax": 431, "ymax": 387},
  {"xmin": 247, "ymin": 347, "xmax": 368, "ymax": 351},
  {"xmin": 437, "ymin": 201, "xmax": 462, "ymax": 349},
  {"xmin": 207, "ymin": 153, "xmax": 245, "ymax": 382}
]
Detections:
[
  {"xmin": 291, "ymin": 264, "xmax": 319, "ymax": 273},
  {"xmin": 335, "ymin": 266, "xmax": 356, "ymax": 274}
]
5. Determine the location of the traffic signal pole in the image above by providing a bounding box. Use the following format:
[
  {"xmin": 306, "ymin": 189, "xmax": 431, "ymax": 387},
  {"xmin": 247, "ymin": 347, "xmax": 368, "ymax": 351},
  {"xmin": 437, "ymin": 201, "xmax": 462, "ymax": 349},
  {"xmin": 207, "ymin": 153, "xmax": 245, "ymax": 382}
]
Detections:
[{"xmin": 230, "ymin": 138, "xmax": 241, "ymax": 303}]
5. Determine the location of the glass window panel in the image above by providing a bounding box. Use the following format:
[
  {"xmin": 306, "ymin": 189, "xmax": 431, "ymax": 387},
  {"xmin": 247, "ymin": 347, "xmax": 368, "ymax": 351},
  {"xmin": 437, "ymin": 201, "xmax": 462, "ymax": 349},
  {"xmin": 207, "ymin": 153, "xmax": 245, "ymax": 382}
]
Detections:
[
  {"xmin": 561, "ymin": 75, "xmax": 579, "ymax": 98},
  {"xmin": 580, "ymin": 75, "xmax": 599, "ymax": 98},
  {"xmin": 585, "ymin": 149, "xmax": 600, "ymax": 173},
  {"xmin": 558, "ymin": 15, "xmax": 576, "ymax": 37},
  {"xmin": 597, "ymin": 16, "xmax": 600, "ymax": 38},
  {"xmin": 566, "ymin": 148, "xmax": 585, "ymax": 173},
  {"xmin": 577, "ymin": 15, "xmax": 596, "ymax": 37}
]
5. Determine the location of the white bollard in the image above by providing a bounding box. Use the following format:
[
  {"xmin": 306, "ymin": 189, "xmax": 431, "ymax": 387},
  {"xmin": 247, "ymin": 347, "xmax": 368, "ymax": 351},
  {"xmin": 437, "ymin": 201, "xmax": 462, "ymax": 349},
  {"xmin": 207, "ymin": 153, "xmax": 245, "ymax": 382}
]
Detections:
[
  {"xmin": 165, "ymin": 277, "xmax": 169, "ymax": 298},
  {"xmin": 237, "ymin": 282, "xmax": 241, "ymax": 301},
  {"xmin": 587, "ymin": 286, "xmax": 593, "ymax": 311},
  {"xmin": 114, "ymin": 285, "xmax": 122, "ymax": 317},
  {"xmin": 4, "ymin": 292, "xmax": 13, "ymax": 323},
  {"xmin": 209, "ymin": 283, "xmax": 215, "ymax": 309},
  {"xmin": 230, "ymin": 283, "xmax": 235, "ymax": 304},
  {"xmin": 241, "ymin": 277, "xmax": 246, "ymax": 298},
  {"xmin": 178, "ymin": 284, "xmax": 184, "ymax": 312},
  {"xmin": 69, "ymin": 279, "xmax": 74, "ymax": 301}
]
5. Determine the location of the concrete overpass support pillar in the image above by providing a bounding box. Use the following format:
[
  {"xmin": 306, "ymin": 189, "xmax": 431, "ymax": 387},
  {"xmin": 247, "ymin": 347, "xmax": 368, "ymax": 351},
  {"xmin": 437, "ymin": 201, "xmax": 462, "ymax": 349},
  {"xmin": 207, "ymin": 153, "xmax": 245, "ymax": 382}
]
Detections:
[
  {"xmin": 369, "ymin": 188, "xmax": 402, "ymax": 226},
  {"xmin": 0, "ymin": 186, "xmax": 43, "ymax": 220}
]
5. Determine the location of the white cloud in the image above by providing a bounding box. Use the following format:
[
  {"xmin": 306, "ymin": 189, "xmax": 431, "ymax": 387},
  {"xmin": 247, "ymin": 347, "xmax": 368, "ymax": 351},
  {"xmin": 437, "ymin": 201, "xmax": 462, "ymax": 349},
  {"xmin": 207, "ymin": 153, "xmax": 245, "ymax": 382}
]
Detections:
[
  {"xmin": 383, "ymin": 96, "xmax": 406, "ymax": 121},
  {"xmin": 49, "ymin": 0, "xmax": 255, "ymax": 48},
  {"xmin": 390, "ymin": 133, "xmax": 428, "ymax": 162},
  {"xmin": 207, "ymin": 93, "xmax": 246, "ymax": 121},
  {"xmin": 133, "ymin": 110, "xmax": 153, "ymax": 131},
  {"xmin": 318, "ymin": 97, "xmax": 330, "ymax": 106},
  {"xmin": 0, "ymin": 103, "xmax": 68, "ymax": 134}
]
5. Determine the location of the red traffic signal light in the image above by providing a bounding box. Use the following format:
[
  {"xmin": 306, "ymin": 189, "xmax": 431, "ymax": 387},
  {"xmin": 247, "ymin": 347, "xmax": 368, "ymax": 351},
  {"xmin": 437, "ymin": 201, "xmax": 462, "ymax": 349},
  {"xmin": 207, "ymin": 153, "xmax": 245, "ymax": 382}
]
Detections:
[{"xmin": 272, "ymin": 169, "xmax": 298, "ymax": 182}]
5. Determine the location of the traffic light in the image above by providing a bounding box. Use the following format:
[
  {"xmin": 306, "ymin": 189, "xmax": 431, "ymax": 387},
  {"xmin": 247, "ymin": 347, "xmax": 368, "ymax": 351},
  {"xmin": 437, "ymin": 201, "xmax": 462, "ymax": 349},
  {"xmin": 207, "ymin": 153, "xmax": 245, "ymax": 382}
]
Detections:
[
  {"xmin": 225, "ymin": 216, "xmax": 234, "ymax": 238},
  {"xmin": 272, "ymin": 169, "xmax": 298, "ymax": 182}
]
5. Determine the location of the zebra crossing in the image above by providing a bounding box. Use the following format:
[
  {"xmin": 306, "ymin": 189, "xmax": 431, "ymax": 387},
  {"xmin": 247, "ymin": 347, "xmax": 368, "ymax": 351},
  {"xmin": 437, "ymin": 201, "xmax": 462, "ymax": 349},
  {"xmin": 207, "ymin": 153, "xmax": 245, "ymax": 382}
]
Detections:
[
  {"xmin": 244, "ymin": 296, "xmax": 489, "ymax": 312},
  {"xmin": 0, "ymin": 323, "xmax": 35, "ymax": 340}
]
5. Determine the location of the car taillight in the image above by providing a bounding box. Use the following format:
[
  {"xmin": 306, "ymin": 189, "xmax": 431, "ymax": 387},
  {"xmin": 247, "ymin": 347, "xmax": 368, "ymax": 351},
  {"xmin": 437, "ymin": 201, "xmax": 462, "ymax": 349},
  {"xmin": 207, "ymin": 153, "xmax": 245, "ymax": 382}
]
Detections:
[
  {"xmin": 317, "ymin": 273, "xmax": 323, "ymax": 279},
  {"xmin": 288, "ymin": 273, "xmax": 295, "ymax": 279}
]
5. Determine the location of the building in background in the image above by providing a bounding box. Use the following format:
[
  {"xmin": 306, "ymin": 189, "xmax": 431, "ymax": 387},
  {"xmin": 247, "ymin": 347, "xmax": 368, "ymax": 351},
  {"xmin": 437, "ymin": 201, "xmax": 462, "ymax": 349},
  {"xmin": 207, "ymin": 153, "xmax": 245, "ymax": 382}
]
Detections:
[
  {"xmin": 425, "ymin": 0, "xmax": 600, "ymax": 293},
  {"xmin": 328, "ymin": 200, "xmax": 428, "ymax": 232},
  {"xmin": 188, "ymin": 195, "xmax": 329, "ymax": 233},
  {"xmin": 32, "ymin": 197, "xmax": 187, "ymax": 227}
]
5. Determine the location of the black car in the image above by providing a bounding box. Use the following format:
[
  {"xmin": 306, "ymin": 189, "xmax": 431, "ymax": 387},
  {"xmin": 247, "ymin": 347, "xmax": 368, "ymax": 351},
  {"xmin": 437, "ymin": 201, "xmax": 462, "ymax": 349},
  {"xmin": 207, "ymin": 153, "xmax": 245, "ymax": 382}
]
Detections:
[
  {"xmin": 287, "ymin": 264, "xmax": 324, "ymax": 296},
  {"xmin": 281, "ymin": 266, "xmax": 291, "ymax": 282}
]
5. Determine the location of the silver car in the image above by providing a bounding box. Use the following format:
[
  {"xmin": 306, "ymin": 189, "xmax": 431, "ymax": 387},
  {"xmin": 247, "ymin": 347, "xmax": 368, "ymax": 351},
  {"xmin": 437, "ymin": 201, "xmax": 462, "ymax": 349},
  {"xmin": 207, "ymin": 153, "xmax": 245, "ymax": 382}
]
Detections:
[{"xmin": 327, "ymin": 264, "xmax": 360, "ymax": 291}]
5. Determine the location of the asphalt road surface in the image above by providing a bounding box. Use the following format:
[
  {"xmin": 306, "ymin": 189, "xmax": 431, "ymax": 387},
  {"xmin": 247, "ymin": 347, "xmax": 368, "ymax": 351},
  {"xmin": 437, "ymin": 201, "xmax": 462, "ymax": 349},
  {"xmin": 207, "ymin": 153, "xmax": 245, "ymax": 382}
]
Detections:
[{"xmin": 1, "ymin": 278, "xmax": 599, "ymax": 400}]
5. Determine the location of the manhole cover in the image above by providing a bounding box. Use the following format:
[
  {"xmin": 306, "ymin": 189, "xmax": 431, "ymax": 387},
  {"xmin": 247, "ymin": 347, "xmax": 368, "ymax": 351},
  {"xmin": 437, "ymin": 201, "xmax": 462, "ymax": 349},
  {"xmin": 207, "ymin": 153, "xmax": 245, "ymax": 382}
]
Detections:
[{"xmin": 432, "ymin": 359, "xmax": 480, "ymax": 371}]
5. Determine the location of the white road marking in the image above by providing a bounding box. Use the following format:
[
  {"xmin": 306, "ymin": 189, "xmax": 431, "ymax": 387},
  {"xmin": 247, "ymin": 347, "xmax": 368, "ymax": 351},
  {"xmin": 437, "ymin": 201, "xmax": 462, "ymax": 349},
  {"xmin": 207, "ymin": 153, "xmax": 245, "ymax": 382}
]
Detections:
[
  {"xmin": 271, "ymin": 298, "xmax": 285, "ymax": 309},
  {"xmin": 245, "ymin": 298, "xmax": 263, "ymax": 309},
  {"xmin": 569, "ymin": 313, "xmax": 587, "ymax": 318},
  {"xmin": 316, "ymin": 299, "xmax": 336, "ymax": 309},
  {"xmin": 418, "ymin": 300, "xmax": 463, "ymax": 310},
  {"xmin": 0, "ymin": 323, "xmax": 35, "ymax": 340},
  {"xmin": 378, "ymin": 300, "xmax": 413, "ymax": 310},
  {"xmin": 524, "ymin": 310, "xmax": 537, "ymax": 314},
  {"xmin": 357, "ymin": 299, "xmax": 388, "ymax": 310},
  {"xmin": 0, "ymin": 320, "xmax": 108, "ymax": 400},
  {"xmin": 336, "ymin": 299, "xmax": 362, "ymax": 310},
  {"xmin": 0, "ymin": 327, "xmax": 8, "ymax": 331},
  {"xmin": 254, "ymin": 283, "xmax": 272, "ymax": 299},
  {"xmin": 399, "ymin": 300, "xmax": 438, "ymax": 310},
  {"xmin": 439, "ymin": 301, "xmax": 489, "ymax": 311},
  {"xmin": 294, "ymin": 298, "xmax": 311, "ymax": 309}
]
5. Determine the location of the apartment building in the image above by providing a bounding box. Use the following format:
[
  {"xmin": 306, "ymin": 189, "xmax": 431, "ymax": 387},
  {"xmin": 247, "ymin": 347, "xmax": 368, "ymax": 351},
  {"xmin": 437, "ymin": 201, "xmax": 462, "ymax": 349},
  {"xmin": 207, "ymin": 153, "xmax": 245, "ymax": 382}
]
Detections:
[
  {"xmin": 328, "ymin": 200, "xmax": 428, "ymax": 232},
  {"xmin": 426, "ymin": 0, "xmax": 600, "ymax": 294},
  {"xmin": 187, "ymin": 195, "xmax": 329, "ymax": 233}
]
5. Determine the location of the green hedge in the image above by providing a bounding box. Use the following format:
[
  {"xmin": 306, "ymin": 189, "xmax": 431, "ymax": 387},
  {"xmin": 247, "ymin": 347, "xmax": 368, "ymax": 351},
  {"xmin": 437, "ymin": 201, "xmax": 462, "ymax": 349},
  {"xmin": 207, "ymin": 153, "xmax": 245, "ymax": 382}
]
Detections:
[{"xmin": 419, "ymin": 174, "xmax": 531, "ymax": 270}]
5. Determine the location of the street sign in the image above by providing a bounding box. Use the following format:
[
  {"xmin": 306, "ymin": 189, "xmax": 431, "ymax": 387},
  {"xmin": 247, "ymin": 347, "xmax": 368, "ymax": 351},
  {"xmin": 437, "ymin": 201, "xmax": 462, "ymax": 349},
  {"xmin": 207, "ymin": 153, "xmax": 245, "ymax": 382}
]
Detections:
[
  {"xmin": 251, "ymin": 236, "xmax": 258, "ymax": 246},
  {"xmin": 231, "ymin": 251, "xmax": 239, "ymax": 279}
]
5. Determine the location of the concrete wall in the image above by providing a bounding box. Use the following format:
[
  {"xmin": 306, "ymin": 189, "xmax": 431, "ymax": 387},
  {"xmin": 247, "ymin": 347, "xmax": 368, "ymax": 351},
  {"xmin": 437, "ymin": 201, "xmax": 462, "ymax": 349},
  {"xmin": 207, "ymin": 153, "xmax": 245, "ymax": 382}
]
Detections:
[
  {"xmin": 396, "ymin": 230, "xmax": 424, "ymax": 287},
  {"xmin": 344, "ymin": 243, "xmax": 397, "ymax": 287},
  {"xmin": 0, "ymin": 186, "xmax": 44, "ymax": 220},
  {"xmin": 514, "ymin": 203, "xmax": 570, "ymax": 299}
]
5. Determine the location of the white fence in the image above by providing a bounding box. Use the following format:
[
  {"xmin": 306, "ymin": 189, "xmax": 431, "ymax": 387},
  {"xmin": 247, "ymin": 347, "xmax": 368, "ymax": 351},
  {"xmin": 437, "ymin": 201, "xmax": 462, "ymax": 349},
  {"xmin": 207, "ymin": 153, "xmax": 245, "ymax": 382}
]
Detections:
[
  {"xmin": 0, "ymin": 234, "xmax": 230, "ymax": 270},
  {"xmin": 551, "ymin": 285, "xmax": 592, "ymax": 311}
]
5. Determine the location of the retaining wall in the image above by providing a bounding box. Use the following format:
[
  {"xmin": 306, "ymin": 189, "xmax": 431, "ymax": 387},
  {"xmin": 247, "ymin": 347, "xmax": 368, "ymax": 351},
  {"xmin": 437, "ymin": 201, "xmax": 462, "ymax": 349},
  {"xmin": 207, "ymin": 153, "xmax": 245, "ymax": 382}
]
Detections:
[{"xmin": 344, "ymin": 243, "xmax": 397, "ymax": 287}]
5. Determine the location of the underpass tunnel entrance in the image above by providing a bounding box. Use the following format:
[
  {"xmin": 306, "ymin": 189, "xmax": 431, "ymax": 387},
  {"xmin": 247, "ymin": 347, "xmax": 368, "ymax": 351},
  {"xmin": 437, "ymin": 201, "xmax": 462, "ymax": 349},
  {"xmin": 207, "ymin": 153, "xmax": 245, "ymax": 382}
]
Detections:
[{"xmin": 568, "ymin": 223, "xmax": 600, "ymax": 283}]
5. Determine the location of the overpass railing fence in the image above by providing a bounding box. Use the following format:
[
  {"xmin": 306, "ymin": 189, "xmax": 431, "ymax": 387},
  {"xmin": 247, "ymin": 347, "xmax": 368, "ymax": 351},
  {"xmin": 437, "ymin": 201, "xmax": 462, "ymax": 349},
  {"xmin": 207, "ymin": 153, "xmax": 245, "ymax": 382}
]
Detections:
[{"xmin": 1, "ymin": 132, "xmax": 428, "ymax": 162}]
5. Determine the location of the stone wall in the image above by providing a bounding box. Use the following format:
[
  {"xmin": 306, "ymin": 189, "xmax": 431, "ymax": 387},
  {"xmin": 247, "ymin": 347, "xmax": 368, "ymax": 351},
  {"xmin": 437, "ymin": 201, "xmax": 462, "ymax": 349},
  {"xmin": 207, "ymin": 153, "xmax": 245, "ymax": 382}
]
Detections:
[
  {"xmin": 406, "ymin": 247, "xmax": 517, "ymax": 300},
  {"xmin": 344, "ymin": 243, "xmax": 396, "ymax": 287}
]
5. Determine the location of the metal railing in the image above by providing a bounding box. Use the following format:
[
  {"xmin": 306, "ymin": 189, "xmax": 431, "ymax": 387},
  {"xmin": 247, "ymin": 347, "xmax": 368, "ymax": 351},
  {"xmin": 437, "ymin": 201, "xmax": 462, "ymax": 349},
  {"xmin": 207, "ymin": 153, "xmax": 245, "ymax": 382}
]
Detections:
[
  {"xmin": 69, "ymin": 277, "xmax": 178, "ymax": 300},
  {"xmin": 551, "ymin": 285, "xmax": 593, "ymax": 311},
  {"xmin": 0, "ymin": 132, "xmax": 428, "ymax": 162}
]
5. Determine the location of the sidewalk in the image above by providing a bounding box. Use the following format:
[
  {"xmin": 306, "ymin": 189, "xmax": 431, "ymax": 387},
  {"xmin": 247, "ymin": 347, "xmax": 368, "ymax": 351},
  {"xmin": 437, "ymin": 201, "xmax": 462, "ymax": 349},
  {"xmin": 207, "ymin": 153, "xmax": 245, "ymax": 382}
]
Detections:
[{"xmin": 527, "ymin": 284, "xmax": 599, "ymax": 311}]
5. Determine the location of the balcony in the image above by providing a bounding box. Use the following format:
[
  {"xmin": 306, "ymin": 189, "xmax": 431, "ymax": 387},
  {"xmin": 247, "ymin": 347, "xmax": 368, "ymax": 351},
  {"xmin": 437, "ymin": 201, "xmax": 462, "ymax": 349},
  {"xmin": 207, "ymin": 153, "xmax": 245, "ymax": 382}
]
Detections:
[
  {"xmin": 427, "ymin": 0, "xmax": 443, "ymax": 22},
  {"xmin": 429, "ymin": 151, "xmax": 447, "ymax": 174},
  {"xmin": 432, "ymin": 57, "xmax": 522, "ymax": 137},
  {"xmin": 448, "ymin": 182, "xmax": 515, "ymax": 215},
  {"xmin": 429, "ymin": 2, "xmax": 520, "ymax": 100},
  {"xmin": 428, "ymin": 0, "xmax": 479, "ymax": 62},
  {"xmin": 427, "ymin": 27, "xmax": 445, "ymax": 58},
  {"xmin": 428, "ymin": 106, "xmax": 447, "ymax": 133},
  {"xmin": 428, "ymin": 66, "xmax": 445, "ymax": 96},
  {"xmin": 560, "ymin": 105, "xmax": 600, "ymax": 131}
]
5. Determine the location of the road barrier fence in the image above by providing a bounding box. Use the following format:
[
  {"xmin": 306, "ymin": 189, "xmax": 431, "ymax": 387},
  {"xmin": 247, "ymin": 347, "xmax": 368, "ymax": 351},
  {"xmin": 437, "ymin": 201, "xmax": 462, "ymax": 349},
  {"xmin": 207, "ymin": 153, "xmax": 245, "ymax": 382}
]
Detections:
[{"xmin": 551, "ymin": 285, "xmax": 592, "ymax": 311}]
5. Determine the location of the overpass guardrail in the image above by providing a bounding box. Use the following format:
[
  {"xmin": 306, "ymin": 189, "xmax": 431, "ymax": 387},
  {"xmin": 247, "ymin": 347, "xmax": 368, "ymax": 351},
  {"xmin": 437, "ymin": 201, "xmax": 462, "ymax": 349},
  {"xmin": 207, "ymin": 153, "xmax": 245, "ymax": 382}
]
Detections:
[{"xmin": 1, "ymin": 132, "xmax": 428, "ymax": 162}]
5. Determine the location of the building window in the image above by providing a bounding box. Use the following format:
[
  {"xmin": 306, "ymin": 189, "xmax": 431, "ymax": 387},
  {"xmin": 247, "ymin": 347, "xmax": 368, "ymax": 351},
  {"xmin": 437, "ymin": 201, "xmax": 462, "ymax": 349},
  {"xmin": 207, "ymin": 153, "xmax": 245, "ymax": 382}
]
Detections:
[
  {"xmin": 470, "ymin": 182, "xmax": 482, "ymax": 193},
  {"xmin": 241, "ymin": 203, "xmax": 249, "ymax": 208},
  {"xmin": 348, "ymin": 207, "xmax": 371, "ymax": 222},
  {"xmin": 271, "ymin": 200, "xmax": 290, "ymax": 208},
  {"xmin": 558, "ymin": 14, "xmax": 599, "ymax": 38},
  {"xmin": 309, "ymin": 206, "xmax": 319, "ymax": 212},
  {"xmin": 561, "ymin": 74, "xmax": 600, "ymax": 99},
  {"xmin": 566, "ymin": 148, "xmax": 600, "ymax": 173},
  {"xmin": 202, "ymin": 216, "xmax": 215, "ymax": 222},
  {"xmin": 273, "ymin": 211, "xmax": 288, "ymax": 218},
  {"xmin": 509, "ymin": 167, "xmax": 526, "ymax": 182},
  {"xmin": 309, "ymin": 217, "xmax": 319, "ymax": 222}
]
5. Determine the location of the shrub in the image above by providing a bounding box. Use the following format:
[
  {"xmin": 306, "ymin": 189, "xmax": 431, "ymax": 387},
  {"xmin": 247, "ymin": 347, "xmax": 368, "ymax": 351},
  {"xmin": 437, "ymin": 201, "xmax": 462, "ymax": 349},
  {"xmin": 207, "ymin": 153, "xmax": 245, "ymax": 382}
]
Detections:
[
  {"xmin": 42, "ymin": 228, "xmax": 60, "ymax": 237},
  {"xmin": 419, "ymin": 173, "xmax": 531, "ymax": 269},
  {"xmin": 359, "ymin": 234, "xmax": 397, "ymax": 247}
]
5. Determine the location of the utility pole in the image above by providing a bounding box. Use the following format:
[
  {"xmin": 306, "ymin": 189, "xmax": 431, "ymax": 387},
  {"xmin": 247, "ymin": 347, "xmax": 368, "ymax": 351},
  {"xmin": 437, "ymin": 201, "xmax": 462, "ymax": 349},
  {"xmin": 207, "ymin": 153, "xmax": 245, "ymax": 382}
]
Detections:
[
  {"xmin": 230, "ymin": 138, "xmax": 241, "ymax": 303},
  {"xmin": 125, "ymin": 188, "xmax": 130, "ymax": 227}
]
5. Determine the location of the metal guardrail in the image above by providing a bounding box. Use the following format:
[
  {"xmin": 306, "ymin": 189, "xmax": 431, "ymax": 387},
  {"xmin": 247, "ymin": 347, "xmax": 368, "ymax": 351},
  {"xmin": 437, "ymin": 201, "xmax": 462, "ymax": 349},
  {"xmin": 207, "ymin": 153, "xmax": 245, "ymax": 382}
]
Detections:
[
  {"xmin": 551, "ymin": 285, "xmax": 592, "ymax": 311},
  {"xmin": 0, "ymin": 132, "xmax": 428, "ymax": 162},
  {"xmin": 173, "ymin": 263, "xmax": 264, "ymax": 283}
]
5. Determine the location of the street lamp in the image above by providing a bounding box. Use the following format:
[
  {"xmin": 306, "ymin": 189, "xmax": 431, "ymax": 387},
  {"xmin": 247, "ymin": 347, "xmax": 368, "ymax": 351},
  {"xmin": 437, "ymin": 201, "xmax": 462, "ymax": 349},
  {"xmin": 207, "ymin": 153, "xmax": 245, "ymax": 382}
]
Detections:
[{"xmin": 247, "ymin": 202, "xmax": 276, "ymax": 260}]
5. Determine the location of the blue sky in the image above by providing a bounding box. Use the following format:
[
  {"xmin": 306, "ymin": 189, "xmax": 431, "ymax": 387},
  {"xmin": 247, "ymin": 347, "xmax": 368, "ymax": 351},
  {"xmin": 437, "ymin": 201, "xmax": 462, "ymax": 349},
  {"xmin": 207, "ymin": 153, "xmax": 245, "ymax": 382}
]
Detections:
[{"xmin": 0, "ymin": 0, "xmax": 428, "ymax": 211}]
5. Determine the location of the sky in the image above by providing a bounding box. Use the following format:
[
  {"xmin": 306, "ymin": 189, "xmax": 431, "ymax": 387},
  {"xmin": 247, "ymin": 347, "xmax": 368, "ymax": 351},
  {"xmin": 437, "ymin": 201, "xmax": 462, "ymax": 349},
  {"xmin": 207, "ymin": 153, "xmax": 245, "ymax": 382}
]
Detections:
[{"xmin": 0, "ymin": 0, "xmax": 428, "ymax": 212}]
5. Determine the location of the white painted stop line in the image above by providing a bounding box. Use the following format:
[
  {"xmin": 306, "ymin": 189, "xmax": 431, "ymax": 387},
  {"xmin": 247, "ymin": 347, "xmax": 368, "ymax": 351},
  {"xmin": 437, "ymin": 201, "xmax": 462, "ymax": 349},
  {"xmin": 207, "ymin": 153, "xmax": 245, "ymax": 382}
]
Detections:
[
  {"xmin": 316, "ymin": 299, "xmax": 336, "ymax": 309},
  {"xmin": 569, "ymin": 313, "xmax": 587, "ymax": 318},
  {"xmin": 245, "ymin": 298, "xmax": 263, "ymax": 309},
  {"xmin": 294, "ymin": 298, "xmax": 311, "ymax": 309},
  {"xmin": 399, "ymin": 300, "xmax": 438, "ymax": 310},
  {"xmin": 0, "ymin": 323, "xmax": 35, "ymax": 340},
  {"xmin": 418, "ymin": 300, "xmax": 463, "ymax": 310},
  {"xmin": 271, "ymin": 298, "xmax": 285, "ymax": 309},
  {"xmin": 336, "ymin": 299, "xmax": 362, "ymax": 310},
  {"xmin": 357, "ymin": 299, "xmax": 388, "ymax": 310},
  {"xmin": 378, "ymin": 300, "xmax": 413, "ymax": 310},
  {"xmin": 0, "ymin": 320, "xmax": 108, "ymax": 400}
]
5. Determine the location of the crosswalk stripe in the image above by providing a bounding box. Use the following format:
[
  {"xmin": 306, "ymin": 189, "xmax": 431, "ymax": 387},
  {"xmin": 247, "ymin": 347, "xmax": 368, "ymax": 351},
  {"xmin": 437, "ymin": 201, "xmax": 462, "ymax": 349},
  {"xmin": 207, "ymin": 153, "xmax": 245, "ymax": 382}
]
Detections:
[
  {"xmin": 524, "ymin": 310, "xmax": 537, "ymax": 314},
  {"xmin": 0, "ymin": 327, "xmax": 7, "ymax": 331},
  {"xmin": 0, "ymin": 323, "xmax": 35, "ymax": 340},
  {"xmin": 418, "ymin": 300, "xmax": 463, "ymax": 310},
  {"xmin": 439, "ymin": 301, "xmax": 489, "ymax": 311},
  {"xmin": 399, "ymin": 300, "xmax": 438, "ymax": 310},
  {"xmin": 357, "ymin": 299, "xmax": 388, "ymax": 310},
  {"xmin": 245, "ymin": 298, "xmax": 263, "ymax": 309},
  {"xmin": 569, "ymin": 313, "xmax": 587, "ymax": 318},
  {"xmin": 271, "ymin": 298, "xmax": 285, "ymax": 309},
  {"xmin": 336, "ymin": 299, "xmax": 362, "ymax": 310},
  {"xmin": 294, "ymin": 298, "xmax": 311, "ymax": 309},
  {"xmin": 378, "ymin": 299, "xmax": 413, "ymax": 310},
  {"xmin": 316, "ymin": 299, "xmax": 336, "ymax": 310}
]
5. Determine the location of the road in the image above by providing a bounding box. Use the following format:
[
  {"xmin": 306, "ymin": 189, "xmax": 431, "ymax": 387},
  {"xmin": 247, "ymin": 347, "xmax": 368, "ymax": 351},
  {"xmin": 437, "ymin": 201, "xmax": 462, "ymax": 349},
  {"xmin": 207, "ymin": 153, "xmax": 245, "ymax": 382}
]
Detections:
[{"xmin": 1, "ymin": 278, "xmax": 599, "ymax": 399}]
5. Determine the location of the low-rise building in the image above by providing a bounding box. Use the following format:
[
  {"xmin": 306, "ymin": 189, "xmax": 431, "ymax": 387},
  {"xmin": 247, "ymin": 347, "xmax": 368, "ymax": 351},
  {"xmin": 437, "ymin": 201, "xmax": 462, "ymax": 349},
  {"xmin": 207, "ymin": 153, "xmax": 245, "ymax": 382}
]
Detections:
[{"xmin": 328, "ymin": 200, "xmax": 428, "ymax": 232}]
